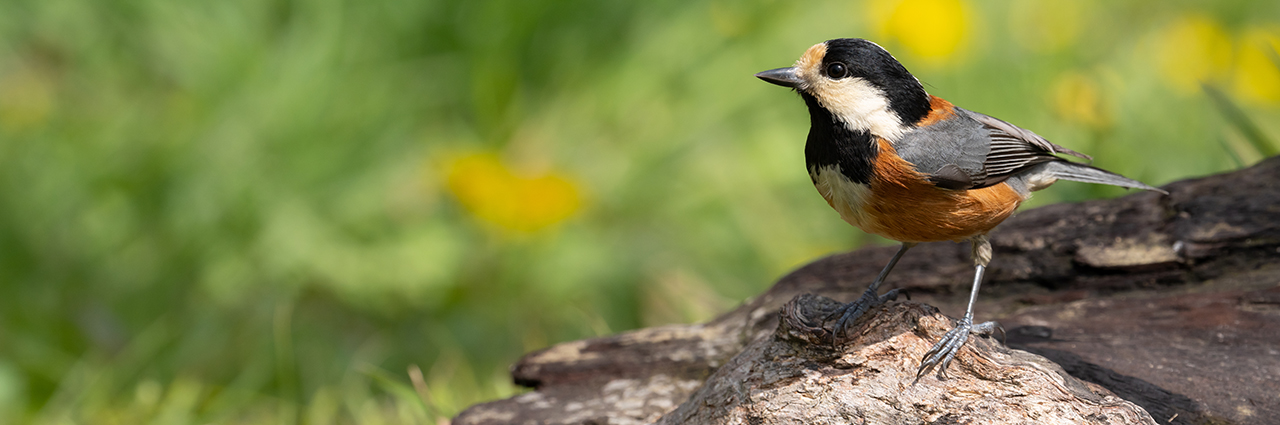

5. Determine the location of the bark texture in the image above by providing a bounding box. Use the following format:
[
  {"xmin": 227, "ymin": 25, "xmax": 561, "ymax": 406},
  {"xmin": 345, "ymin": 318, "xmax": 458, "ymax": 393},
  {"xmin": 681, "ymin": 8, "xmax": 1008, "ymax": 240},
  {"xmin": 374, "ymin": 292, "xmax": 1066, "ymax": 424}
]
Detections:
[
  {"xmin": 658, "ymin": 295, "xmax": 1155, "ymax": 424},
  {"xmin": 455, "ymin": 156, "xmax": 1280, "ymax": 425}
]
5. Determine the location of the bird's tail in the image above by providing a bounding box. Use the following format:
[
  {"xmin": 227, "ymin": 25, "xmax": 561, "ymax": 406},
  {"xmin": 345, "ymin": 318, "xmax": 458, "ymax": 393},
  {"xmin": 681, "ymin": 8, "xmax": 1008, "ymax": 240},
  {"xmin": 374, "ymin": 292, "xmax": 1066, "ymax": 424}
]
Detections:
[{"xmin": 1041, "ymin": 161, "xmax": 1167, "ymax": 194}]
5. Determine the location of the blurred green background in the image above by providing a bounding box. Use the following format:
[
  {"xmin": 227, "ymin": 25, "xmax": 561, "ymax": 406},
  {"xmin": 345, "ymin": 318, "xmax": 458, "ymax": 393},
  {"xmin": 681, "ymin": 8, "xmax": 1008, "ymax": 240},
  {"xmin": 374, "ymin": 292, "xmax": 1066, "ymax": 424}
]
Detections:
[{"xmin": 0, "ymin": 0, "xmax": 1277, "ymax": 423}]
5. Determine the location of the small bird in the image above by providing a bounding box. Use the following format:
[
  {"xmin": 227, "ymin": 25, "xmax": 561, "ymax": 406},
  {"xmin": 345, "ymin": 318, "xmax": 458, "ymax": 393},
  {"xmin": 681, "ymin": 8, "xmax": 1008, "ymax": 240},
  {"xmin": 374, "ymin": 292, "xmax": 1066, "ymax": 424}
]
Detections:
[{"xmin": 756, "ymin": 38, "xmax": 1165, "ymax": 379}]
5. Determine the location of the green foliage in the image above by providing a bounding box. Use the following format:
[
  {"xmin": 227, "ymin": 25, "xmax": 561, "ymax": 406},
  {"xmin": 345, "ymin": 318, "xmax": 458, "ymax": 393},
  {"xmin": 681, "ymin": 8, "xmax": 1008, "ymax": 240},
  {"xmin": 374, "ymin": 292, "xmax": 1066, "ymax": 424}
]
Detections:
[
  {"xmin": 0, "ymin": 0, "xmax": 1277, "ymax": 423},
  {"xmin": 1205, "ymin": 84, "xmax": 1278, "ymax": 160}
]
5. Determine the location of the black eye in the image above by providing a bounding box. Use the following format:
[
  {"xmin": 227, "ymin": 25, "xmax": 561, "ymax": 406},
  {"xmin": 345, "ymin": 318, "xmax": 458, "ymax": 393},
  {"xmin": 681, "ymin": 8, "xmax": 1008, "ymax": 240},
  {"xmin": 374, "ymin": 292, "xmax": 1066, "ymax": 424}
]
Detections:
[{"xmin": 826, "ymin": 62, "xmax": 848, "ymax": 79}]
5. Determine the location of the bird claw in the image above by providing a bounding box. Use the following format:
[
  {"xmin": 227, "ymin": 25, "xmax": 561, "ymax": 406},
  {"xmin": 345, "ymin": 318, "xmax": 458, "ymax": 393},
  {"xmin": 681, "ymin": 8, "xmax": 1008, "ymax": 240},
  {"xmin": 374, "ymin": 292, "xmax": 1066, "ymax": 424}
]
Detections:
[
  {"xmin": 823, "ymin": 288, "xmax": 903, "ymax": 345},
  {"xmin": 915, "ymin": 317, "xmax": 1002, "ymax": 381},
  {"xmin": 976, "ymin": 321, "xmax": 1006, "ymax": 345}
]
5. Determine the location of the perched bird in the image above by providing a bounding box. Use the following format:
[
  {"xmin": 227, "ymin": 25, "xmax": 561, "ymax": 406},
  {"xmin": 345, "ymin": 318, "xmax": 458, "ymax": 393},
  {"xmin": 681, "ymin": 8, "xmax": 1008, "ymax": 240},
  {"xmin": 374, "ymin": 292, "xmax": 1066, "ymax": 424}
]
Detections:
[{"xmin": 756, "ymin": 38, "xmax": 1165, "ymax": 379}]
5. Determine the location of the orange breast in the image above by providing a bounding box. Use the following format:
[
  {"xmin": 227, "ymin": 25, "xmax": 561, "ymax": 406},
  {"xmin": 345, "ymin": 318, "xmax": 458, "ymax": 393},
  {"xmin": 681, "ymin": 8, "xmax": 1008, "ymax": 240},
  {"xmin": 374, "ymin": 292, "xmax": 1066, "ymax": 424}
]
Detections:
[{"xmin": 858, "ymin": 139, "xmax": 1025, "ymax": 243}]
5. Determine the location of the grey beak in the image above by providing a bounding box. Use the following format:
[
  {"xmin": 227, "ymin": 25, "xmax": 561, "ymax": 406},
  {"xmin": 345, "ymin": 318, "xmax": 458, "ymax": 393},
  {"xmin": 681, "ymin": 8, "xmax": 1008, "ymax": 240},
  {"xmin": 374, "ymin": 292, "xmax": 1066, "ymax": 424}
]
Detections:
[{"xmin": 755, "ymin": 67, "xmax": 802, "ymax": 88}]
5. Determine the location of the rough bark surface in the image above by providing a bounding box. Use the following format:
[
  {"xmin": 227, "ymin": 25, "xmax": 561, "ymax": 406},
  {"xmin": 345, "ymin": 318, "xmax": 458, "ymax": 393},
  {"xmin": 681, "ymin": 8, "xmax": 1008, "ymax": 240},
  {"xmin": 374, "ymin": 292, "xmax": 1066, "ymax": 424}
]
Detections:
[
  {"xmin": 658, "ymin": 295, "xmax": 1156, "ymax": 424},
  {"xmin": 454, "ymin": 157, "xmax": 1280, "ymax": 425}
]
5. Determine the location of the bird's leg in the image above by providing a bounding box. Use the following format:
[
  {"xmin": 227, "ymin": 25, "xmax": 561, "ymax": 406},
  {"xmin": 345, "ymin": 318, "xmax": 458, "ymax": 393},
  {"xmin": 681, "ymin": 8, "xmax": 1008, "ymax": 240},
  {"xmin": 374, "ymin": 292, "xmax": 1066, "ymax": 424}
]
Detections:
[
  {"xmin": 916, "ymin": 235, "xmax": 1003, "ymax": 380},
  {"xmin": 824, "ymin": 242, "xmax": 915, "ymax": 343}
]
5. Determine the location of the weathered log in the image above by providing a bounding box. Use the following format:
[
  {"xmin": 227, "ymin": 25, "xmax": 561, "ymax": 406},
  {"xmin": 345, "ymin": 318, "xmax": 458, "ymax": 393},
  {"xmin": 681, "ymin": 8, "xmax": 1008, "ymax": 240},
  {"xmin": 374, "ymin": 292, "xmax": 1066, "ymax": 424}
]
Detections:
[
  {"xmin": 658, "ymin": 294, "xmax": 1156, "ymax": 424},
  {"xmin": 455, "ymin": 156, "xmax": 1280, "ymax": 425}
]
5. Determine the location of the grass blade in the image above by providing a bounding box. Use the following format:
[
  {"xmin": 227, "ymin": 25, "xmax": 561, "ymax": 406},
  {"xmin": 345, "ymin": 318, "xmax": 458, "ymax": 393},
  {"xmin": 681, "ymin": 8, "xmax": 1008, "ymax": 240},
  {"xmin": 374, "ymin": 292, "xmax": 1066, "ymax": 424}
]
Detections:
[{"xmin": 1202, "ymin": 84, "xmax": 1278, "ymax": 158}]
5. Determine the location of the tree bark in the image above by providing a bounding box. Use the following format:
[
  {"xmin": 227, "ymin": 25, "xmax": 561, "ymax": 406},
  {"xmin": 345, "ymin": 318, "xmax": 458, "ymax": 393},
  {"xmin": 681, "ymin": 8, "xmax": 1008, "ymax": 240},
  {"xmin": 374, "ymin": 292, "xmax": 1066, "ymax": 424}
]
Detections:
[
  {"xmin": 455, "ymin": 156, "xmax": 1280, "ymax": 425},
  {"xmin": 657, "ymin": 295, "xmax": 1156, "ymax": 424}
]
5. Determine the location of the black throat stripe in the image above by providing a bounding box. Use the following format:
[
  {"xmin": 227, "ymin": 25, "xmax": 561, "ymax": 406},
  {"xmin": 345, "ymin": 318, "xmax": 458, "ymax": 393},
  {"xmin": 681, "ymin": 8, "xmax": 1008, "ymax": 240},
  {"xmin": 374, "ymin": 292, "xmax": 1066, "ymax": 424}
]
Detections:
[{"xmin": 802, "ymin": 93, "xmax": 877, "ymax": 185}]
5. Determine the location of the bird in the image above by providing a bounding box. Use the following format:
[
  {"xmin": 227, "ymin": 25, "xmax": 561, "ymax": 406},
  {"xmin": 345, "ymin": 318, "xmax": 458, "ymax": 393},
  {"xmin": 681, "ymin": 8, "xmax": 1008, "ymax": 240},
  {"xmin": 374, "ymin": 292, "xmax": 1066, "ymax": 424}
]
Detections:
[{"xmin": 755, "ymin": 38, "xmax": 1165, "ymax": 380}]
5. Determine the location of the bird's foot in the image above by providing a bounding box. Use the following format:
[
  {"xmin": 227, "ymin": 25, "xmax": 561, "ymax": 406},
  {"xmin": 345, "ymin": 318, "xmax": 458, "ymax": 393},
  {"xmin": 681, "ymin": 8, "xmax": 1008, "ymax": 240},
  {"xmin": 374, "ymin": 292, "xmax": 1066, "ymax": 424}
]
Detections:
[
  {"xmin": 915, "ymin": 316, "xmax": 1002, "ymax": 381},
  {"xmin": 823, "ymin": 287, "xmax": 905, "ymax": 345}
]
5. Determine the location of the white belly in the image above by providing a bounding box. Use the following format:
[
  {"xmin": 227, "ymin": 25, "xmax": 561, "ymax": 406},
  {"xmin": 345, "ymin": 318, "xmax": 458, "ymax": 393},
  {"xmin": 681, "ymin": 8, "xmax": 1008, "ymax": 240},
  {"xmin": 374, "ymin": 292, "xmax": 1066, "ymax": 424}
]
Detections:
[{"xmin": 810, "ymin": 164, "xmax": 878, "ymax": 233}]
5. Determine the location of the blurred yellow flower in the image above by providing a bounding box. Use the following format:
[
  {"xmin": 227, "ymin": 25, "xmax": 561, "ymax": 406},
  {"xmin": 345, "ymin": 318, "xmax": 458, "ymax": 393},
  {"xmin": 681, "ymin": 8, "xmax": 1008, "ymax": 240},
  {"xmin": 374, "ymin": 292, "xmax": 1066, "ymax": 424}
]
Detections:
[
  {"xmin": 1153, "ymin": 15, "xmax": 1232, "ymax": 94},
  {"xmin": 1232, "ymin": 27, "xmax": 1280, "ymax": 104},
  {"xmin": 1008, "ymin": 1, "xmax": 1086, "ymax": 53},
  {"xmin": 868, "ymin": 0, "xmax": 971, "ymax": 63},
  {"xmin": 444, "ymin": 153, "xmax": 582, "ymax": 233},
  {"xmin": 1050, "ymin": 71, "xmax": 1112, "ymax": 129},
  {"xmin": 0, "ymin": 66, "xmax": 55, "ymax": 132}
]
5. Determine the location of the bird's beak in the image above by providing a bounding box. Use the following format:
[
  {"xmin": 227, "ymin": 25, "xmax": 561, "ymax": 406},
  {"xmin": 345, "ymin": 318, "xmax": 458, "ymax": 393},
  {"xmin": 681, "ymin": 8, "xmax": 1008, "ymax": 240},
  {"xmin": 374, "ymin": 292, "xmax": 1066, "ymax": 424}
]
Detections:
[{"xmin": 755, "ymin": 67, "xmax": 802, "ymax": 88}]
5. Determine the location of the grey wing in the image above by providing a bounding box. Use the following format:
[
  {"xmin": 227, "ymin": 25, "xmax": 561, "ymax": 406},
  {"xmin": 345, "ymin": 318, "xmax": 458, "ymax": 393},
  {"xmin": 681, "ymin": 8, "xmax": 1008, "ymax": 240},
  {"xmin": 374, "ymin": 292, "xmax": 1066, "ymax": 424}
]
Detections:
[
  {"xmin": 894, "ymin": 108, "xmax": 1092, "ymax": 190},
  {"xmin": 892, "ymin": 111, "xmax": 990, "ymax": 190},
  {"xmin": 965, "ymin": 109, "xmax": 1091, "ymax": 181}
]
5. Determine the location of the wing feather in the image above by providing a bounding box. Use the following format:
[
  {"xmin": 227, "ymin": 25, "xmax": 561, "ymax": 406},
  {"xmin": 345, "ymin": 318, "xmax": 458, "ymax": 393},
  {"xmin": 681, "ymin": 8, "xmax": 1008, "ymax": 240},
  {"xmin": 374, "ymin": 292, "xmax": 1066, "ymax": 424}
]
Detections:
[
  {"xmin": 962, "ymin": 109, "xmax": 1090, "ymax": 187},
  {"xmin": 893, "ymin": 107, "xmax": 1094, "ymax": 190}
]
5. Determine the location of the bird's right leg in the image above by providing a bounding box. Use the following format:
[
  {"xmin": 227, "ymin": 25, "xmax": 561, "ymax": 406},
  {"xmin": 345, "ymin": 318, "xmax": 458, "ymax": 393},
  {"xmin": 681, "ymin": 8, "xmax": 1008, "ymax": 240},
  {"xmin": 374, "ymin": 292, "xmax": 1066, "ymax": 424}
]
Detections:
[
  {"xmin": 916, "ymin": 235, "xmax": 1003, "ymax": 380},
  {"xmin": 825, "ymin": 242, "xmax": 915, "ymax": 342}
]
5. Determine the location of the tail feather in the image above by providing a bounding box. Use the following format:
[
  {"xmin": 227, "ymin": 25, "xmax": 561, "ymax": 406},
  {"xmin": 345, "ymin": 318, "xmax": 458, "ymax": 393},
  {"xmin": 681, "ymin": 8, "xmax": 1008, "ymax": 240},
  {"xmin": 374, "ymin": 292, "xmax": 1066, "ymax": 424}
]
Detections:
[{"xmin": 1041, "ymin": 161, "xmax": 1167, "ymax": 194}]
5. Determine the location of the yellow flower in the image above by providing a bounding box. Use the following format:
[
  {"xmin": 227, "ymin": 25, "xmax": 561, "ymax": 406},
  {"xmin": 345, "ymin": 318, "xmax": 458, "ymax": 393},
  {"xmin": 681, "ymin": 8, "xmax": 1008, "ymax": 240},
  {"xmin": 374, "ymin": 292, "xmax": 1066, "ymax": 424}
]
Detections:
[
  {"xmin": 1153, "ymin": 15, "xmax": 1232, "ymax": 94},
  {"xmin": 1232, "ymin": 27, "xmax": 1280, "ymax": 104},
  {"xmin": 868, "ymin": 0, "xmax": 971, "ymax": 63},
  {"xmin": 1050, "ymin": 71, "xmax": 1111, "ymax": 129},
  {"xmin": 444, "ymin": 153, "xmax": 582, "ymax": 233}
]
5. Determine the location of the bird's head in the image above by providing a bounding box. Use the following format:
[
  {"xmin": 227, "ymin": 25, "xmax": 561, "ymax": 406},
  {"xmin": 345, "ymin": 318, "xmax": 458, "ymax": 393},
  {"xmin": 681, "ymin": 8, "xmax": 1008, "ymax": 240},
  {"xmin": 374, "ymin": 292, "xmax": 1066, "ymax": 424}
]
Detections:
[{"xmin": 756, "ymin": 38, "xmax": 930, "ymax": 140}]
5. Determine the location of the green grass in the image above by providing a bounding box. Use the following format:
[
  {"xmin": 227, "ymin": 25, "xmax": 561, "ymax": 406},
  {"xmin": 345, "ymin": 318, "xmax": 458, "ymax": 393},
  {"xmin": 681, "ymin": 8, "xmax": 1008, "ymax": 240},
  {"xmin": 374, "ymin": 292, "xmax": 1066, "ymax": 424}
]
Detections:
[{"xmin": 0, "ymin": 0, "xmax": 1277, "ymax": 423}]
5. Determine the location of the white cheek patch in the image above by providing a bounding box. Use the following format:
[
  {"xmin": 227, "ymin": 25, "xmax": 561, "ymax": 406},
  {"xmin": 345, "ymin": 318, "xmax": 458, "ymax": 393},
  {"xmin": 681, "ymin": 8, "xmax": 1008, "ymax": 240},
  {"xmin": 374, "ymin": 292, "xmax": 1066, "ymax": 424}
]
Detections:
[
  {"xmin": 792, "ymin": 43, "xmax": 911, "ymax": 142},
  {"xmin": 811, "ymin": 164, "xmax": 877, "ymax": 232},
  {"xmin": 811, "ymin": 78, "xmax": 908, "ymax": 141}
]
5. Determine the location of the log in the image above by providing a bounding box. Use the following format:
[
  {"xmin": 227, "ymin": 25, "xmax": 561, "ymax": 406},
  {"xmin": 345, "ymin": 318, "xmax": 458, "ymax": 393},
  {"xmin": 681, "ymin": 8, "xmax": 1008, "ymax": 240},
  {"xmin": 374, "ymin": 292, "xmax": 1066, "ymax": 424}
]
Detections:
[
  {"xmin": 658, "ymin": 295, "xmax": 1156, "ymax": 424},
  {"xmin": 454, "ymin": 156, "xmax": 1280, "ymax": 425}
]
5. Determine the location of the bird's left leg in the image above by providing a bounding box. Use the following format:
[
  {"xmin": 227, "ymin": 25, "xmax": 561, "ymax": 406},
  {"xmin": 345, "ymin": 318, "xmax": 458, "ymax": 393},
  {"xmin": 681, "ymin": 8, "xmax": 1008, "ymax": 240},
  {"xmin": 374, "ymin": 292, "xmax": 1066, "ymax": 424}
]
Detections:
[
  {"xmin": 824, "ymin": 242, "xmax": 915, "ymax": 343},
  {"xmin": 916, "ymin": 235, "xmax": 1003, "ymax": 380}
]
